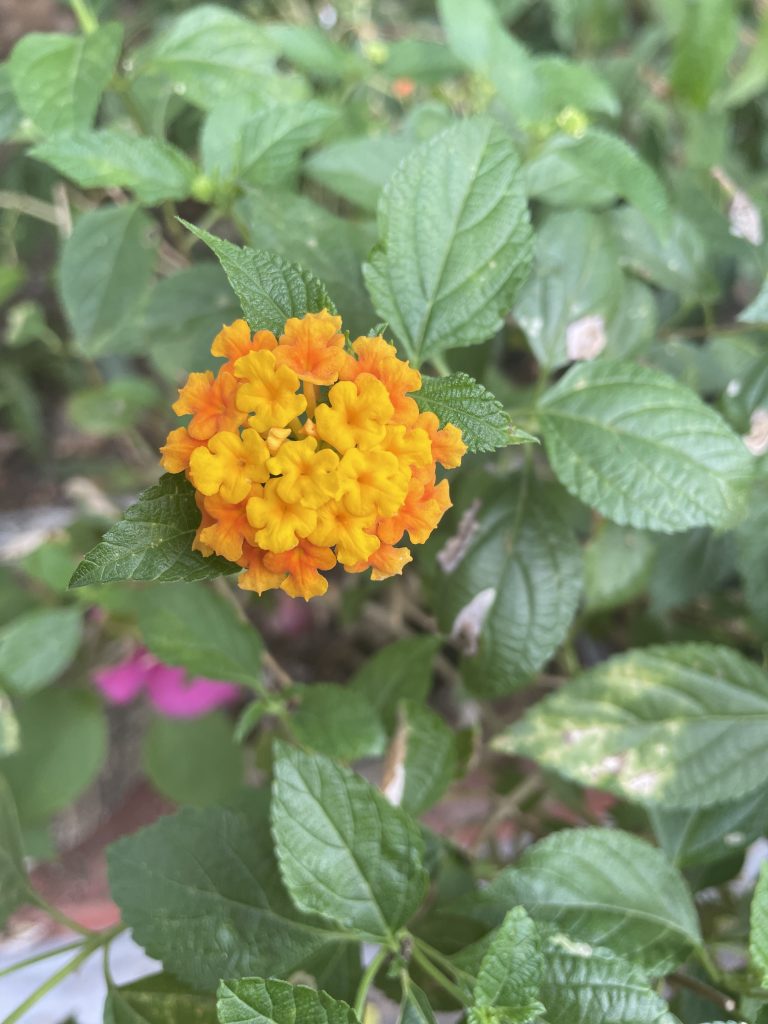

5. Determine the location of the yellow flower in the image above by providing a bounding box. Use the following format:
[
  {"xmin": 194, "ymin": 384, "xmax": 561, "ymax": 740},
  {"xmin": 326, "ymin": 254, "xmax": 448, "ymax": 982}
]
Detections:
[
  {"xmin": 188, "ymin": 429, "xmax": 269, "ymax": 503},
  {"xmin": 310, "ymin": 501, "xmax": 379, "ymax": 566},
  {"xmin": 315, "ymin": 373, "xmax": 394, "ymax": 453},
  {"xmin": 380, "ymin": 424, "xmax": 433, "ymax": 471},
  {"xmin": 160, "ymin": 426, "xmax": 206, "ymax": 474},
  {"xmin": 338, "ymin": 448, "xmax": 409, "ymax": 517},
  {"xmin": 234, "ymin": 350, "xmax": 306, "ymax": 432},
  {"xmin": 246, "ymin": 479, "xmax": 317, "ymax": 553},
  {"xmin": 268, "ymin": 437, "xmax": 340, "ymax": 509},
  {"xmin": 172, "ymin": 370, "xmax": 245, "ymax": 440}
]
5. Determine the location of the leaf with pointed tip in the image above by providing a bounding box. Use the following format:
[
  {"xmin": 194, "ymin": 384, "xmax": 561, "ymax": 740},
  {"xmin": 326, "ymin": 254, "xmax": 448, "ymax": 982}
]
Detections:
[
  {"xmin": 180, "ymin": 220, "xmax": 335, "ymax": 334},
  {"xmin": 465, "ymin": 828, "xmax": 700, "ymax": 974},
  {"xmin": 399, "ymin": 982, "xmax": 438, "ymax": 1024},
  {"xmin": 538, "ymin": 360, "xmax": 753, "ymax": 533},
  {"xmin": 104, "ymin": 975, "xmax": 216, "ymax": 1023},
  {"xmin": 217, "ymin": 978, "xmax": 359, "ymax": 1024},
  {"xmin": 414, "ymin": 373, "xmax": 536, "ymax": 453},
  {"xmin": 108, "ymin": 801, "xmax": 335, "ymax": 991},
  {"xmin": 496, "ymin": 644, "xmax": 768, "ymax": 809},
  {"xmin": 364, "ymin": 118, "xmax": 532, "ymax": 366},
  {"xmin": 271, "ymin": 743, "xmax": 428, "ymax": 940},
  {"xmin": 470, "ymin": 907, "xmax": 544, "ymax": 1024},
  {"xmin": 69, "ymin": 474, "xmax": 238, "ymax": 588}
]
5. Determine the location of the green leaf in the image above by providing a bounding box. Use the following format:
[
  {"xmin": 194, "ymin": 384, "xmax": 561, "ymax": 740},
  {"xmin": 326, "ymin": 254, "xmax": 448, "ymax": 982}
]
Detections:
[
  {"xmin": 364, "ymin": 118, "xmax": 532, "ymax": 366},
  {"xmin": 740, "ymin": 277, "xmax": 768, "ymax": 325},
  {"xmin": 397, "ymin": 701, "xmax": 458, "ymax": 816},
  {"xmin": 235, "ymin": 189, "xmax": 374, "ymax": 338},
  {"xmin": 649, "ymin": 528, "xmax": 735, "ymax": 616},
  {"xmin": 68, "ymin": 377, "xmax": 161, "ymax": 438},
  {"xmin": 217, "ymin": 978, "xmax": 360, "ymax": 1024},
  {"xmin": 0, "ymin": 64, "xmax": 21, "ymax": 141},
  {"xmin": 143, "ymin": 713, "xmax": 244, "ymax": 806},
  {"xmin": 291, "ymin": 684, "xmax": 387, "ymax": 763},
  {"xmin": 0, "ymin": 776, "xmax": 30, "ymax": 926},
  {"xmin": 0, "ymin": 606, "xmax": 83, "ymax": 695},
  {"xmin": 8, "ymin": 23, "xmax": 122, "ymax": 134},
  {"xmin": 264, "ymin": 23, "xmax": 366, "ymax": 82},
  {"xmin": 144, "ymin": 263, "xmax": 240, "ymax": 382},
  {"xmin": 753, "ymin": 863, "xmax": 768, "ymax": 987},
  {"xmin": 130, "ymin": 5, "xmax": 276, "ymax": 113},
  {"xmin": 437, "ymin": 0, "xmax": 617, "ymax": 120},
  {"xmin": 132, "ymin": 583, "xmax": 261, "ymax": 688},
  {"xmin": 470, "ymin": 907, "xmax": 543, "ymax": 1024},
  {"xmin": 105, "ymin": 975, "xmax": 217, "ymax": 1023},
  {"xmin": 538, "ymin": 360, "xmax": 753, "ymax": 533},
  {"xmin": 69, "ymin": 473, "xmax": 238, "ymax": 588},
  {"xmin": 650, "ymin": 789, "xmax": 768, "ymax": 868},
  {"xmin": 202, "ymin": 100, "xmax": 335, "ymax": 191},
  {"xmin": 305, "ymin": 134, "xmax": 414, "ymax": 213},
  {"xmin": 32, "ymin": 131, "xmax": 197, "ymax": 205},
  {"xmin": 271, "ymin": 743, "xmax": 428, "ymax": 940},
  {"xmin": 350, "ymin": 636, "xmax": 439, "ymax": 731},
  {"xmin": 59, "ymin": 203, "xmax": 156, "ymax": 356},
  {"xmin": 0, "ymin": 689, "xmax": 19, "ymax": 756},
  {"xmin": 181, "ymin": 220, "xmax": 335, "ymax": 335},
  {"xmin": 527, "ymin": 130, "xmax": 667, "ymax": 229},
  {"xmin": 584, "ymin": 523, "xmax": 655, "ymax": 614},
  {"xmin": 514, "ymin": 210, "xmax": 623, "ymax": 370},
  {"xmin": 538, "ymin": 934, "xmax": 676, "ymax": 1024},
  {"xmin": 428, "ymin": 478, "xmax": 583, "ymax": 696},
  {"xmin": 495, "ymin": 643, "xmax": 768, "ymax": 809},
  {"xmin": 736, "ymin": 491, "xmax": 768, "ymax": 636},
  {"xmin": 108, "ymin": 799, "xmax": 335, "ymax": 991},
  {"xmin": 671, "ymin": 0, "xmax": 737, "ymax": 107},
  {"xmin": 399, "ymin": 982, "xmax": 438, "ymax": 1024},
  {"xmin": 4, "ymin": 688, "xmax": 106, "ymax": 822},
  {"xmin": 414, "ymin": 373, "xmax": 537, "ymax": 452},
  {"xmin": 469, "ymin": 828, "xmax": 700, "ymax": 974}
]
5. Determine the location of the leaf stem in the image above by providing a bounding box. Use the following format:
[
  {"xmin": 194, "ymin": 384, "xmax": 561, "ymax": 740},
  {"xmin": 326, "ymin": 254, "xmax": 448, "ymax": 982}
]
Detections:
[
  {"xmin": 2, "ymin": 944, "xmax": 96, "ymax": 1024},
  {"xmin": 68, "ymin": 0, "xmax": 98, "ymax": 35},
  {"xmin": 412, "ymin": 937, "xmax": 474, "ymax": 985},
  {"xmin": 411, "ymin": 945, "xmax": 466, "ymax": 1004},
  {"xmin": 668, "ymin": 971, "xmax": 736, "ymax": 1014},
  {"xmin": 0, "ymin": 191, "xmax": 59, "ymax": 226},
  {"xmin": 430, "ymin": 355, "xmax": 450, "ymax": 376},
  {"xmin": 353, "ymin": 945, "xmax": 390, "ymax": 1020},
  {"xmin": 0, "ymin": 939, "xmax": 85, "ymax": 979}
]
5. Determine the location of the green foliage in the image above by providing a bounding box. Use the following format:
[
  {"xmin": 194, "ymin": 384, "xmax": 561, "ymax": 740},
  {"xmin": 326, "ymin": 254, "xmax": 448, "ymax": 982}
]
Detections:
[
  {"xmin": 0, "ymin": 606, "xmax": 83, "ymax": 695},
  {"xmin": 69, "ymin": 474, "xmax": 238, "ymax": 587},
  {"xmin": 59, "ymin": 203, "xmax": 157, "ymax": 356},
  {"xmin": 8, "ymin": 23, "xmax": 122, "ymax": 134},
  {"xmin": 497, "ymin": 644, "xmax": 768, "ymax": 808},
  {"xmin": 5, "ymin": 1, "xmax": 768, "ymax": 1021},
  {"xmin": 181, "ymin": 222, "xmax": 336, "ymax": 335},
  {"xmin": 105, "ymin": 976, "xmax": 217, "ymax": 1024},
  {"xmin": 414, "ymin": 373, "xmax": 537, "ymax": 452},
  {"xmin": 364, "ymin": 118, "xmax": 532, "ymax": 366},
  {"xmin": 217, "ymin": 978, "xmax": 359, "ymax": 1024},
  {"xmin": 271, "ymin": 744, "xmax": 427, "ymax": 940},
  {"xmin": 467, "ymin": 828, "xmax": 701, "ymax": 974},
  {"xmin": 0, "ymin": 777, "xmax": 29, "ymax": 927},
  {"xmin": 538, "ymin": 360, "xmax": 753, "ymax": 532},
  {"xmin": 108, "ymin": 800, "xmax": 334, "ymax": 990},
  {"xmin": 429, "ymin": 479, "xmax": 583, "ymax": 695},
  {"xmin": 32, "ymin": 131, "xmax": 197, "ymax": 205},
  {"xmin": 142, "ymin": 713, "xmax": 244, "ymax": 806}
]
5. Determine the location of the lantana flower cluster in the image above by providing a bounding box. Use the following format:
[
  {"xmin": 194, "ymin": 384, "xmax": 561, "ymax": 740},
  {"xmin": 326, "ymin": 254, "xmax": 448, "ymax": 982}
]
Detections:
[{"xmin": 160, "ymin": 311, "xmax": 466, "ymax": 600}]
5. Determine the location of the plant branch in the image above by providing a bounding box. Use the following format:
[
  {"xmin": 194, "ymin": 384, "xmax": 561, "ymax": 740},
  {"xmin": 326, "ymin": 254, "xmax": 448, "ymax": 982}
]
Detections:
[
  {"xmin": 353, "ymin": 946, "xmax": 390, "ymax": 1020},
  {"xmin": 411, "ymin": 945, "xmax": 465, "ymax": 1004},
  {"xmin": 668, "ymin": 972, "xmax": 736, "ymax": 1014},
  {"xmin": 0, "ymin": 192, "xmax": 59, "ymax": 226}
]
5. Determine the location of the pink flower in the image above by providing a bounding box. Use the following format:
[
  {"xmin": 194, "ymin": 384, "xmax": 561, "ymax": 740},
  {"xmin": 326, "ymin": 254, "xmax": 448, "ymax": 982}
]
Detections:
[{"xmin": 92, "ymin": 648, "xmax": 241, "ymax": 718}]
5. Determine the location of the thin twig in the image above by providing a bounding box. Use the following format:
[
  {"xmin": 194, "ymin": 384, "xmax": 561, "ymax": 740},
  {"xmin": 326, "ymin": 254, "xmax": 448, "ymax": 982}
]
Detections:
[
  {"xmin": 0, "ymin": 191, "xmax": 59, "ymax": 225},
  {"xmin": 668, "ymin": 972, "xmax": 736, "ymax": 1014}
]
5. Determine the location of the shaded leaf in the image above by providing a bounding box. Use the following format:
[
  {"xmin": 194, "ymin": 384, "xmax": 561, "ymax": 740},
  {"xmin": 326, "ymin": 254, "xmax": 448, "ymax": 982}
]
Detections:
[
  {"xmin": 350, "ymin": 636, "xmax": 439, "ymax": 731},
  {"xmin": 143, "ymin": 713, "xmax": 244, "ymax": 806},
  {"xmin": 291, "ymin": 684, "xmax": 387, "ymax": 763},
  {"xmin": 105, "ymin": 974, "xmax": 217, "ymax": 1023},
  {"xmin": 217, "ymin": 977, "xmax": 359, "ymax": 1024},
  {"xmin": 0, "ymin": 776, "xmax": 29, "ymax": 926},
  {"xmin": 271, "ymin": 743, "xmax": 428, "ymax": 940},
  {"xmin": 69, "ymin": 474, "xmax": 238, "ymax": 588},
  {"xmin": 496, "ymin": 643, "xmax": 768, "ymax": 809},
  {"xmin": 364, "ymin": 118, "xmax": 532, "ymax": 366},
  {"xmin": 0, "ymin": 607, "xmax": 83, "ymax": 695}
]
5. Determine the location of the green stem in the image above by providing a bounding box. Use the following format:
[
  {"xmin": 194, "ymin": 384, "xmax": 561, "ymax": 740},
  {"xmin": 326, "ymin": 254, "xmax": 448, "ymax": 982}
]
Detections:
[
  {"xmin": 2, "ymin": 943, "xmax": 97, "ymax": 1024},
  {"xmin": 696, "ymin": 945, "xmax": 725, "ymax": 985},
  {"xmin": 430, "ymin": 355, "xmax": 450, "ymax": 376},
  {"xmin": 412, "ymin": 938, "xmax": 474, "ymax": 985},
  {"xmin": 68, "ymin": 0, "xmax": 98, "ymax": 34},
  {"xmin": 411, "ymin": 945, "xmax": 466, "ymax": 1004},
  {"xmin": 353, "ymin": 946, "xmax": 390, "ymax": 1020},
  {"xmin": 0, "ymin": 939, "xmax": 85, "ymax": 979}
]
